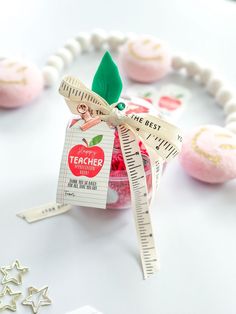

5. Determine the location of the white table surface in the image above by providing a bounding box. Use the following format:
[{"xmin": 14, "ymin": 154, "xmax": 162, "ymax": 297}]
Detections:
[{"xmin": 0, "ymin": 0, "xmax": 236, "ymax": 313}]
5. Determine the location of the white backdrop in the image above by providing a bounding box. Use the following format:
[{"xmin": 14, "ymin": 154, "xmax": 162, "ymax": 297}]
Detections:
[{"xmin": 0, "ymin": 0, "xmax": 236, "ymax": 313}]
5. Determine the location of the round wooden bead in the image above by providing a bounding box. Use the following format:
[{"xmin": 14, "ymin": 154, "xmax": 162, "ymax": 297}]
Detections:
[
  {"xmin": 0, "ymin": 58, "xmax": 43, "ymax": 108},
  {"xmin": 107, "ymin": 31, "xmax": 126, "ymax": 50},
  {"xmin": 179, "ymin": 125, "xmax": 236, "ymax": 183},
  {"xmin": 91, "ymin": 29, "xmax": 107, "ymax": 49},
  {"xmin": 119, "ymin": 35, "xmax": 171, "ymax": 83},
  {"xmin": 46, "ymin": 55, "xmax": 64, "ymax": 71},
  {"xmin": 42, "ymin": 65, "xmax": 59, "ymax": 87},
  {"xmin": 76, "ymin": 32, "xmax": 91, "ymax": 52},
  {"xmin": 64, "ymin": 38, "xmax": 81, "ymax": 56},
  {"xmin": 226, "ymin": 112, "xmax": 236, "ymax": 124},
  {"xmin": 215, "ymin": 89, "xmax": 233, "ymax": 106},
  {"xmin": 186, "ymin": 61, "xmax": 201, "ymax": 77},
  {"xmin": 206, "ymin": 78, "xmax": 223, "ymax": 96},
  {"xmin": 224, "ymin": 100, "xmax": 236, "ymax": 115},
  {"xmin": 55, "ymin": 48, "xmax": 73, "ymax": 66},
  {"xmin": 172, "ymin": 56, "xmax": 185, "ymax": 70},
  {"xmin": 199, "ymin": 68, "xmax": 212, "ymax": 85}
]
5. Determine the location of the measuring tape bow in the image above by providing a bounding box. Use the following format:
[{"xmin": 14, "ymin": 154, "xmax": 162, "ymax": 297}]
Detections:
[{"xmin": 59, "ymin": 76, "xmax": 182, "ymax": 279}]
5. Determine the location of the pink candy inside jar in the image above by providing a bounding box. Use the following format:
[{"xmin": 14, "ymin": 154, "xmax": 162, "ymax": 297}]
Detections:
[
  {"xmin": 105, "ymin": 96, "xmax": 160, "ymax": 209},
  {"xmin": 106, "ymin": 130, "xmax": 152, "ymax": 210},
  {"xmin": 68, "ymin": 97, "xmax": 160, "ymax": 210}
]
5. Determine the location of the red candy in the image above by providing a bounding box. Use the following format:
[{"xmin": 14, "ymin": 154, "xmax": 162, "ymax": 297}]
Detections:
[
  {"xmin": 107, "ymin": 138, "xmax": 152, "ymax": 209},
  {"xmin": 106, "ymin": 98, "xmax": 155, "ymax": 209},
  {"xmin": 67, "ymin": 97, "xmax": 157, "ymax": 209}
]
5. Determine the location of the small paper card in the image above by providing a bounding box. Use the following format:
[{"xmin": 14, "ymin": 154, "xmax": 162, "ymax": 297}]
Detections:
[
  {"xmin": 57, "ymin": 120, "xmax": 114, "ymax": 209},
  {"xmin": 156, "ymin": 84, "xmax": 191, "ymax": 121},
  {"xmin": 124, "ymin": 83, "xmax": 191, "ymax": 121},
  {"xmin": 65, "ymin": 306, "xmax": 103, "ymax": 314}
]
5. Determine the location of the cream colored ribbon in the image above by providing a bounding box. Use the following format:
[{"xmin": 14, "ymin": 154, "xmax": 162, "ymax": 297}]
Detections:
[{"xmin": 59, "ymin": 76, "xmax": 182, "ymax": 279}]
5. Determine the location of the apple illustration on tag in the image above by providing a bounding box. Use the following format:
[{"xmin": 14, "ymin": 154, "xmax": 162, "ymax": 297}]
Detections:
[
  {"xmin": 126, "ymin": 101, "xmax": 149, "ymax": 114},
  {"xmin": 158, "ymin": 95, "xmax": 182, "ymax": 111},
  {"xmin": 68, "ymin": 135, "xmax": 104, "ymax": 178}
]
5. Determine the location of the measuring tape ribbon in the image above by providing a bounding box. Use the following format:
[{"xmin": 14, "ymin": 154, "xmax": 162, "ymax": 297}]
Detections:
[
  {"xmin": 59, "ymin": 77, "xmax": 182, "ymax": 158},
  {"xmin": 59, "ymin": 76, "xmax": 182, "ymax": 279},
  {"xmin": 118, "ymin": 124, "xmax": 160, "ymax": 278}
]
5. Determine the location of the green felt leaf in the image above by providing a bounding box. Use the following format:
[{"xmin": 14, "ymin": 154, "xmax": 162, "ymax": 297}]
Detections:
[
  {"xmin": 143, "ymin": 91, "xmax": 152, "ymax": 97},
  {"xmin": 92, "ymin": 51, "xmax": 122, "ymax": 105},
  {"xmin": 89, "ymin": 135, "xmax": 103, "ymax": 147}
]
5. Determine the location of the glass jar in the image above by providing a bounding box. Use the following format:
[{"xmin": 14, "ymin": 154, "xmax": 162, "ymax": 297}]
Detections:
[
  {"xmin": 106, "ymin": 152, "xmax": 152, "ymax": 209},
  {"xmin": 105, "ymin": 96, "xmax": 159, "ymax": 209}
]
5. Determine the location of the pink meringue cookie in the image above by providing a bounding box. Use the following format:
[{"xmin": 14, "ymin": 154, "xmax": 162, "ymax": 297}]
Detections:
[
  {"xmin": 179, "ymin": 125, "xmax": 236, "ymax": 183},
  {"xmin": 0, "ymin": 58, "xmax": 43, "ymax": 109},
  {"xmin": 119, "ymin": 35, "xmax": 171, "ymax": 83}
]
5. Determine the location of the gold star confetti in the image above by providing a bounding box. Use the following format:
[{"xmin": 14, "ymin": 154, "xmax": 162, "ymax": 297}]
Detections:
[
  {"xmin": 22, "ymin": 286, "xmax": 52, "ymax": 314},
  {"xmin": 0, "ymin": 285, "xmax": 21, "ymax": 312},
  {"xmin": 1, "ymin": 260, "xmax": 28, "ymax": 285}
]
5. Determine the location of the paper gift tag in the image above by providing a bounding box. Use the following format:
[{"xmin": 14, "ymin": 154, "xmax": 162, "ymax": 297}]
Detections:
[
  {"xmin": 156, "ymin": 84, "xmax": 191, "ymax": 121},
  {"xmin": 57, "ymin": 120, "xmax": 114, "ymax": 209},
  {"xmin": 65, "ymin": 305, "xmax": 103, "ymax": 314},
  {"xmin": 124, "ymin": 83, "xmax": 191, "ymax": 121}
]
